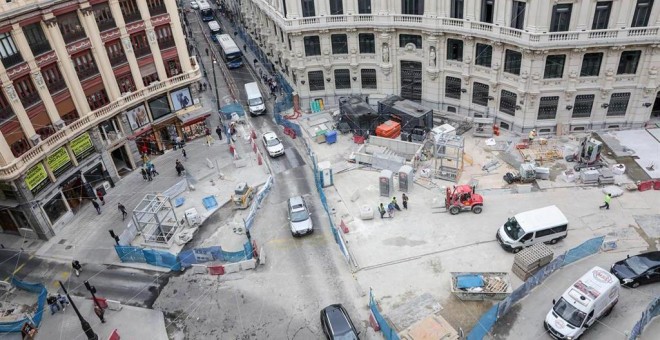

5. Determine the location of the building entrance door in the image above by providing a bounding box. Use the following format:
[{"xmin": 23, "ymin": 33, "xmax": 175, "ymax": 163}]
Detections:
[{"xmin": 400, "ymin": 61, "xmax": 422, "ymax": 102}]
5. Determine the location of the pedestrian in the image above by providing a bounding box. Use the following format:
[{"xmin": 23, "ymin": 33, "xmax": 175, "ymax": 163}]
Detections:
[
  {"xmin": 176, "ymin": 159, "xmax": 184, "ymax": 176},
  {"xmin": 528, "ymin": 129, "xmax": 537, "ymax": 144},
  {"xmin": 205, "ymin": 47, "xmax": 209, "ymax": 56},
  {"xmin": 96, "ymin": 188, "xmax": 105, "ymax": 205},
  {"xmin": 94, "ymin": 305, "xmax": 106, "ymax": 323},
  {"xmin": 141, "ymin": 153, "xmax": 148, "ymax": 163},
  {"xmin": 402, "ymin": 193, "xmax": 408, "ymax": 209},
  {"xmin": 118, "ymin": 203, "xmax": 127, "ymax": 221},
  {"xmin": 378, "ymin": 203, "xmax": 386, "ymax": 219},
  {"xmin": 150, "ymin": 163, "xmax": 159, "ymax": 177},
  {"xmin": 203, "ymin": 83, "xmax": 208, "ymax": 91},
  {"xmin": 91, "ymin": 200, "xmax": 101, "ymax": 214},
  {"xmin": 71, "ymin": 260, "xmax": 82, "ymax": 277},
  {"xmin": 175, "ymin": 135, "xmax": 183, "ymax": 149},
  {"xmin": 47, "ymin": 295, "xmax": 60, "ymax": 315},
  {"xmin": 387, "ymin": 202, "xmax": 395, "ymax": 218},
  {"xmin": 140, "ymin": 167, "xmax": 148, "ymax": 181},
  {"xmin": 391, "ymin": 197, "xmax": 401, "ymax": 211},
  {"xmin": 182, "ymin": 148, "xmax": 187, "ymax": 160},
  {"xmin": 145, "ymin": 165, "xmax": 152, "ymax": 181},
  {"xmin": 216, "ymin": 125, "xmax": 223, "ymax": 140},
  {"xmin": 57, "ymin": 294, "xmax": 69, "ymax": 311},
  {"xmin": 243, "ymin": 44, "xmax": 246, "ymax": 51},
  {"xmin": 599, "ymin": 193, "xmax": 612, "ymax": 210}
]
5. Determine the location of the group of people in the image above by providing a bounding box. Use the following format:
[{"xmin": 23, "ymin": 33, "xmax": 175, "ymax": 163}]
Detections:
[
  {"xmin": 378, "ymin": 194, "xmax": 409, "ymax": 219},
  {"xmin": 47, "ymin": 294, "xmax": 70, "ymax": 315},
  {"xmin": 140, "ymin": 159, "xmax": 160, "ymax": 181}
]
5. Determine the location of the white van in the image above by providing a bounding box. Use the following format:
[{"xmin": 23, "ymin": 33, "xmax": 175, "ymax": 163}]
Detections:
[
  {"xmin": 544, "ymin": 267, "xmax": 619, "ymax": 339},
  {"xmin": 496, "ymin": 205, "xmax": 568, "ymax": 253},
  {"xmin": 244, "ymin": 82, "xmax": 266, "ymax": 116},
  {"xmin": 208, "ymin": 21, "xmax": 221, "ymax": 41}
]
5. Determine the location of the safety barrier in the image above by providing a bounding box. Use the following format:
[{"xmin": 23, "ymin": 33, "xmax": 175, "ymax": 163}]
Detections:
[
  {"xmin": 629, "ymin": 297, "xmax": 660, "ymax": 339},
  {"xmin": 244, "ymin": 175, "xmax": 273, "ymax": 231},
  {"xmin": 369, "ymin": 288, "xmax": 400, "ymax": 340},
  {"xmin": 467, "ymin": 236, "xmax": 605, "ymax": 340},
  {"xmin": 0, "ymin": 278, "xmax": 47, "ymax": 332}
]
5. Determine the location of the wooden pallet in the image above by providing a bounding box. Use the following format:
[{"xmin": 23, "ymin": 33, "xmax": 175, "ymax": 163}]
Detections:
[{"xmin": 484, "ymin": 277, "xmax": 509, "ymax": 293}]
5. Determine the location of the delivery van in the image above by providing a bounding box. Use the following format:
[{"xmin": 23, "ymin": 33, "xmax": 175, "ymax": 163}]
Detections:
[
  {"xmin": 496, "ymin": 205, "xmax": 568, "ymax": 253},
  {"xmin": 544, "ymin": 267, "xmax": 619, "ymax": 339},
  {"xmin": 244, "ymin": 82, "xmax": 266, "ymax": 116}
]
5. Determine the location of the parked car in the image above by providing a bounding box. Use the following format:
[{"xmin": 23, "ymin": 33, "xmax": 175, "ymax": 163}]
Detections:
[
  {"xmin": 320, "ymin": 304, "xmax": 359, "ymax": 340},
  {"xmin": 287, "ymin": 196, "xmax": 312, "ymax": 236},
  {"xmin": 610, "ymin": 251, "xmax": 660, "ymax": 288},
  {"xmin": 262, "ymin": 131, "xmax": 284, "ymax": 157},
  {"xmin": 190, "ymin": 0, "xmax": 199, "ymax": 9}
]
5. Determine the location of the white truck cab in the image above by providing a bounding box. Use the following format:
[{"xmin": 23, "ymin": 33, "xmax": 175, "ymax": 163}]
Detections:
[{"xmin": 544, "ymin": 266, "xmax": 619, "ymax": 339}]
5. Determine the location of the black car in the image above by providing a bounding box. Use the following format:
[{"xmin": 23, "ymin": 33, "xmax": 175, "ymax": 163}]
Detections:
[
  {"xmin": 610, "ymin": 251, "xmax": 660, "ymax": 288},
  {"xmin": 320, "ymin": 304, "xmax": 359, "ymax": 340}
]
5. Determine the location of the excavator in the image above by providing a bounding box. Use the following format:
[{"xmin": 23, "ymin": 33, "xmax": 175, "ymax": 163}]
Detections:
[{"xmin": 565, "ymin": 136, "xmax": 606, "ymax": 171}]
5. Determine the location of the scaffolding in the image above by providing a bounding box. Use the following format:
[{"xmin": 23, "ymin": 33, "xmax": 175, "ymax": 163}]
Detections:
[
  {"xmin": 133, "ymin": 194, "xmax": 181, "ymax": 246},
  {"xmin": 433, "ymin": 135, "xmax": 465, "ymax": 182}
]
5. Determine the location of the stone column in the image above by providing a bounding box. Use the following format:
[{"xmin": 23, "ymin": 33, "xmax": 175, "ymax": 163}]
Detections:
[
  {"xmin": 163, "ymin": 0, "xmax": 193, "ymax": 72},
  {"xmin": 0, "ymin": 78, "xmax": 37, "ymax": 143},
  {"xmin": 10, "ymin": 23, "xmax": 63, "ymax": 128},
  {"xmin": 526, "ymin": 0, "xmax": 541, "ymax": 31},
  {"xmin": 108, "ymin": 0, "xmax": 145, "ymax": 90},
  {"xmin": 494, "ymin": 0, "xmax": 507, "ymax": 26},
  {"xmin": 136, "ymin": 1, "xmax": 167, "ymax": 81},
  {"xmin": 0, "ymin": 132, "xmax": 15, "ymax": 166},
  {"xmin": 42, "ymin": 14, "xmax": 91, "ymax": 115},
  {"xmin": 575, "ymin": 0, "xmax": 592, "ymax": 30},
  {"xmin": 79, "ymin": 5, "xmax": 121, "ymax": 100}
]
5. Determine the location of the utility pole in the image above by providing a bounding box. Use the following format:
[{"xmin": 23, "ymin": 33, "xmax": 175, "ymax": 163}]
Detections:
[
  {"xmin": 84, "ymin": 280, "xmax": 104, "ymax": 316},
  {"xmin": 58, "ymin": 281, "xmax": 98, "ymax": 340}
]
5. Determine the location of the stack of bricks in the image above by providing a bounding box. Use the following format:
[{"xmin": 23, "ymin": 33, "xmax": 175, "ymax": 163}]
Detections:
[{"xmin": 512, "ymin": 243, "xmax": 554, "ymax": 281}]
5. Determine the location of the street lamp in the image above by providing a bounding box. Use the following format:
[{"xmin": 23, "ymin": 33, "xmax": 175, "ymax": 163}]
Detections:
[
  {"xmin": 212, "ymin": 57, "xmax": 220, "ymax": 112},
  {"xmin": 84, "ymin": 280, "xmax": 104, "ymax": 322},
  {"xmin": 58, "ymin": 281, "xmax": 98, "ymax": 340}
]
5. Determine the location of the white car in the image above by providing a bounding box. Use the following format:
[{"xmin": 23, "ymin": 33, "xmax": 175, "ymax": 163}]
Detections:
[
  {"xmin": 262, "ymin": 131, "xmax": 284, "ymax": 157},
  {"xmin": 288, "ymin": 196, "xmax": 313, "ymax": 236},
  {"xmin": 190, "ymin": 0, "xmax": 199, "ymax": 9}
]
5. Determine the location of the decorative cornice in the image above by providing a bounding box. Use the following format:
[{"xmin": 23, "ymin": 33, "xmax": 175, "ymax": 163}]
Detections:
[
  {"xmin": 66, "ymin": 39, "xmax": 91, "ymax": 54},
  {"xmin": 6, "ymin": 63, "xmax": 30, "ymax": 79},
  {"xmin": 35, "ymin": 51, "xmax": 58, "ymax": 67}
]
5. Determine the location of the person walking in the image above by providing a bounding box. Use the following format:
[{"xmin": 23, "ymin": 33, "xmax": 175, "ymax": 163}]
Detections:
[
  {"xmin": 94, "ymin": 305, "xmax": 106, "ymax": 323},
  {"xmin": 71, "ymin": 260, "xmax": 82, "ymax": 277},
  {"xmin": 206, "ymin": 134, "xmax": 213, "ymax": 147},
  {"xmin": 391, "ymin": 197, "xmax": 401, "ymax": 211},
  {"xmin": 57, "ymin": 294, "xmax": 69, "ymax": 311},
  {"xmin": 182, "ymin": 148, "xmax": 187, "ymax": 160},
  {"xmin": 216, "ymin": 125, "xmax": 223, "ymax": 140},
  {"xmin": 140, "ymin": 167, "xmax": 148, "ymax": 181},
  {"xmin": 145, "ymin": 165, "xmax": 152, "ymax": 181},
  {"xmin": 599, "ymin": 193, "xmax": 612, "ymax": 210},
  {"xmin": 378, "ymin": 203, "xmax": 386, "ymax": 219},
  {"xmin": 47, "ymin": 295, "xmax": 60, "ymax": 315},
  {"xmin": 175, "ymin": 159, "xmax": 184, "ymax": 176},
  {"xmin": 387, "ymin": 202, "xmax": 395, "ymax": 218},
  {"xmin": 96, "ymin": 188, "xmax": 105, "ymax": 205},
  {"xmin": 402, "ymin": 193, "xmax": 408, "ymax": 209},
  {"xmin": 118, "ymin": 203, "xmax": 128, "ymax": 221},
  {"xmin": 91, "ymin": 200, "xmax": 101, "ymax": 214}
]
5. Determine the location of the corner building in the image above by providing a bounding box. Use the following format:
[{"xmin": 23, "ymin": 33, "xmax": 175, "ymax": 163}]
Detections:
[
  {"xmin": 0, "ymin": 0, "xmax": 200, "ymax": 239},
  {"xmin": 240, "ymin": 0, "xmax": 660, "ymax": 132}
]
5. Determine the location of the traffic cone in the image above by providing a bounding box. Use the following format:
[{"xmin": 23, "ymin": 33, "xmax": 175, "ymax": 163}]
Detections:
[
  {"xmin": 257, "ymin": 154, "xmax": 262, "ymax": 165},
  {"xmin": 251, "ymin": 130, "xmax": 256, "ymax": 139},
  {"xmin": 229, "ymin": 144, "xmax": 234, "ymax": 154}
]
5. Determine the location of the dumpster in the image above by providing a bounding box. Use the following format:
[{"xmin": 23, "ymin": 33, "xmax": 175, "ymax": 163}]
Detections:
[{"xmin": 325, "ymin": 130, "xmax": 337, "ymax": 144}]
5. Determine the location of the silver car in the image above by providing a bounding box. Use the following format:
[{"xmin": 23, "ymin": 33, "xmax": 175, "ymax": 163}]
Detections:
[{"xmin": 288, "ymin": 196, "xmax": 313, "ymax": 236}]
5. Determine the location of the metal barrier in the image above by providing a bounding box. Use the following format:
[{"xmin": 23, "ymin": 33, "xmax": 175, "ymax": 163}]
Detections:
[
  {"xmin": 369, "ymin": 288, "xmax": 400, "ymax": 340},
  {"xmin": 629, "ymin": 297, "xmax": 660, "ymax": 339},
  {"xmin": 244, "ymin": 175, "xmax": 273, "ymax": 231},
  {"xmin": 116, "ymin": 242, "xmax": 253, "ymax": 271},
  {"xmin": 0, "ymin": 278, "xmax": 47, "ymax": 332}
]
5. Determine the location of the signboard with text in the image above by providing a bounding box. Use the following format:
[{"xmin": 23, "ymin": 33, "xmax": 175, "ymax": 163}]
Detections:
[
  {"xmin": 46, "ymin": 147, "xmax": 72, "ymax": 177},
  {"xmin": 70, "ymin": 132, "xmax": 95, "ymax": 161},
  {"xmin": 25, "ymin": 163, "xmax": 49, "ymax": 194}
]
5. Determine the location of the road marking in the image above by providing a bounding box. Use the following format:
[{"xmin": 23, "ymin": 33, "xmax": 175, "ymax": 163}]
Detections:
[{"xmin": 4, "ymin": 253, "xmax": 34, "ymax": 281}]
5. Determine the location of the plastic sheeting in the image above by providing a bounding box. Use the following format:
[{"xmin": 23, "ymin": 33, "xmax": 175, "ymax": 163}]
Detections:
[
  {"xmin": 629, "ymin": 296, "xmax": 660, "ymax": 339},
  {"xmin": 0, "ymin": 278, "xmax": 47, "ymax": 333}
]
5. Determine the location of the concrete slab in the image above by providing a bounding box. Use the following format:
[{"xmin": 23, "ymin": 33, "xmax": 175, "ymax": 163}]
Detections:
[
  {"xmin": 387, "ymin": 292, "xmax": 443, "ymax": 331},
  {"xmin": 634, "ymin": 215, "xmax": 660, "ymax": 239},
  {"xmin": 609, "ymin": 129, "xmax": 660, "ymax": 178}
]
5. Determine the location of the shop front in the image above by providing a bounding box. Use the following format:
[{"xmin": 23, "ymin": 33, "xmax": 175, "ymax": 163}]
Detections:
[{"xmin": 178, "ymin": 109, "xmax": 212, "ymax": 142}]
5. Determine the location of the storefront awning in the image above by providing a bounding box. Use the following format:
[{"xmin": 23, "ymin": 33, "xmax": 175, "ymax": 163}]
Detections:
[{"xmin": 177, "ymin": 109, "xmax": 212, "ymax": 125}]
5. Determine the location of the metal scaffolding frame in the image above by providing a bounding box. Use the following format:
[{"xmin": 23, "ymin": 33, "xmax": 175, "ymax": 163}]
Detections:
[
  {"xmin": 433, "ymin": 135, "xmax": 465, "ymax": 182},
  {"xmin": 132, "ymin": 194, "xmax": 181, "ymax": 246}
]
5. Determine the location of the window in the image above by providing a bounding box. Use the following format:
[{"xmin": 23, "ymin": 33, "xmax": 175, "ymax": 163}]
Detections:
[
  {"xmin": 87, "ymin": 89, "xmax": 109, "ymax": 110},
  {"xmin": 358, "ymin": 0, "xmax": 371, "ymax": 14},
  {"xmin": 481, "ymin": 0, "xmax": 494, "ymax": 23},
  {"xmin": 544, "ymin": 55, "xmax": 566, "ymax": 79},
  {"xmin": 500, "ymin": 90, "xmax": 517, "ymax": 115},
  {"xmin": 93, "ymin": 3, "xmax": 116, "ymax": 31},
  {"xmin": 334, "ymin": 69, "xmax": 350, "ymax": 89},
  {"xmin": 632, "ymin": 0, "xmax": 654, "ymax": 27},
  {"xmin": 331, "ymin": 34, "xmax": 348, "ymax": 54},
  {"xmin": 14, "ymin": 76, "xmax": 40, "ymax": 108},
  {"xmin": 41, "ymin": 64, "xmax": 66, "ymax": 94},
  {"xmin": 573, "ymin": 94, "xmax": 594, "ymax": 118},
  {"xmin": 402, "ymin": 0, "xmax": 424, "ymax": 15},
  {"xmin": 117, "ymin": 74, "xmax": 136, "ymax": 93},
  {"xmin": 504, "ymin": 49, "xmax": 522, "ymax": 75},
  {"xmin": 329, "ymin": 0, "xmax": 343, "ymax": 15},
  {"xmin": 156, "ymin": 25, "xmax": 175, "ymax": 49},
  {"xmin": 283, "ymin": 0, "xmax": 288, "ymax": 17},
  {"xmin": 166, "ymin": 58, "xmax": 181, "ymax": 77},
  {"xmin": 617, "ymin": 51, "xmax": 642, "ymax": 74},
  {"xmin": 0, "ymin": 92, "xmax": 14, "ymax": 124},
  {"xmin": 142, "ymin": 73, "xmax": 159, "ymax": 86},
  {"xmin": 73, "ymin": 52, "xmax": 99, "ymax": 80},
  {"xmin": 580, "ymin": 53, "xmax": 603, "ymax": 77},
  {"xmin": 511, "ymin": 1, "xmax": 526, "ymax": 29},
  {"xmin": 359, "ymin": 34, "xmax": 375, "ymax": 53},
  {"xmin": 475, "ymin": 43, "xmax": 492, "ymax": 67},
  {"xmin": 450, "ymin": 0, "xmax": 464, "ymax": 19},
  {"xmin": 399, "ymin": 34, "xmax": 422, "ymax": 49},
  {"xmin": 23, "ymin": 23, "xmax": 50, "ymax": 56},
  {"xmin": 447, "ymin": 39, "xmax": 463, "ymax": 61},
  {"xmin": 550, "ymin": 4, "xmax": 572, "ymax": 32},
  {"xmin": 536, "ymin": 226, "xmax": 567, "ymax": 237},
  {"xmin": 131, "ymin": 32, "xmax": 150, "ymax": 57},
  {"xmin": 607, "ymin": 93, "xmax": 631, "ymax": 116},
  {"xmin": 106, "ymin": 40, "xmax": 127, "ymax": 66},
  {"xmin": 445, "ymin": 76, "xmax": 462, "ymax": 100},
  {"xmin": 472, "ymin": 82, "xmax": 489, "ymax": 106},
  {"xmin": 304, "ymin": 36, "xmax": 321, "ymax": 56},
  {"xmin": 148, "ymin": 95, "xmax": 170, "ymax": 120},
  {"xmin": 538, "ymin": 96, "xmax": 559, "ymax": 120},
  {"xmin": 308, "ymin": 71, "xmax": 325, "ymax": 91},
  {"xmin": 592, "ymin": 1, "xmax": 612, "ymax": 29},
  {"xmin": 0, "ymin": 32, "xmax": 23, "ymax": 68},
  {"xmin": 119, "ymin": 0, "xmax": 142, "ymax": 23},
  {"xmin": 44, "ymin": 194, "xmax": 68, "ymax": 225},
  {"xmin": 146, "ymin": 0, "xmax": 167, "ymax": 16},
  {"xmin": 301, "ymin": 0, "xmax": 315, "ymax": 17},
  {"xmin": 361, "ymin": 69, "xmax": 377, "ymax": 89}
]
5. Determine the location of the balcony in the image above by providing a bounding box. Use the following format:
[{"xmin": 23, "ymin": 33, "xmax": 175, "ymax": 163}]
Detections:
[
  {"xmin": 0, "ymin": 57, "xmax": 200, "ymax": 179},
  {"xmin": 19, "ymin": 92, "xmax": 41, "ymax": 108},
  {"xmin": 29, "ymin": 41, "xmax": 51, "ymax": 57},
  {"xmin": 158, "ymin": 38, "xmax": 176, "ymax": 49},
  {"xmin": 123, "ymin": 11, "xmax": 142, "ymax": 23},
  {"xmin": 63, "ymin": 30, "xmax": 86, "ymax": 44},
  {"xmin": 46, "ymin": 78, "xmax": 67, "ymax": 94},
  {"xmin": 97, "ymin": 19, "xmax": 116, "ymax": 32},
  {"xmin": 149, "ymin": 4, "xmax": 167, "ymax": 16},
  {"xmin": 76, "ymin": 66, "xmax": 100, "ymax": 80},
  {"xmin": 109, "ymin": 53, "xmax": 128, "ymax": 66},
  {"xmin": 1, "ymin": 53, "xmax": 24, "ymax": 69},
  {"xmin": 134, "ymin": 46, "xmax": 151, "ymax": 58}
]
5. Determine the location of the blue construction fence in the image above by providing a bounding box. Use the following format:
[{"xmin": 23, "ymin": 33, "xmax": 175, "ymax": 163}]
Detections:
[
  {"xmin": 369, "ymin": 288, "xmax": 400, "ymax": 340},
  {"xmin": 0, "ymin": 278, "xmax": 47, "ymax": 332},
  {"xmin": 467, "ymin": 236, "xmax": 605, "ymax": 340},
  {"xmin": 244, "ymin": 175, "xmax": 273, "ymax": 231},
  {"xmin": 629, "ymin": 296, "xmax": 660, "ymax": 339},
  {"xmin": 115, "ymin": 242, "xmax": 253, "ymax": 271}
]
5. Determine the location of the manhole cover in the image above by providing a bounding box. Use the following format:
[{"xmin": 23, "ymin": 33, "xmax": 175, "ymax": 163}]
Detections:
[{"xmin": 58, "ymin": 239, "xmax": 67, "ymax": 245}]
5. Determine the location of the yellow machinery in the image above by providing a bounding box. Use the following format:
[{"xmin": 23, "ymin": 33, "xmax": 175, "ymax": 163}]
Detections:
[{"xmin": 232, "ymin": 182, "xmax": 254, "ymax": 209}]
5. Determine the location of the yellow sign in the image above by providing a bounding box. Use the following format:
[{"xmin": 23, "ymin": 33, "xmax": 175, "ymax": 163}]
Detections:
[
  {"xmin": 25, "ymin": 163, "xmax": 48, "ymax": 191},
  {"xmin": 70, "ymin": 133, "xmax": 93, "ymax": 157},
  {"xmin": 46, "ymin": 147, "xmax": 71, "ymax": 173}
]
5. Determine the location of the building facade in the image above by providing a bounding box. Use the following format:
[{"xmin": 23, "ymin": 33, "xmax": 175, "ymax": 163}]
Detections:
[
  {"xmin": 239, "ymin": 0, "xmax": 660, "ymax": 133},
  {"xmin": 0, "ymin": 0, "xmax": 201, "ymax": 239}
]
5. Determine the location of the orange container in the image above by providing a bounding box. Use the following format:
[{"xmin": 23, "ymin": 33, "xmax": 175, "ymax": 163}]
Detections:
[{"xmin": 375, "ymin": 120, "xmax": 401, "ymax": 138}]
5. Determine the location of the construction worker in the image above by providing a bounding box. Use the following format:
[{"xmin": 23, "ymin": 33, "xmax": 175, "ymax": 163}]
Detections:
[
  {"xmin": 528, "ymin": 129, "xmax": 537, "ymax": 144},
  {"xmin": 599, "ymin": 193, "xmax": 612, "ymax": 210}
]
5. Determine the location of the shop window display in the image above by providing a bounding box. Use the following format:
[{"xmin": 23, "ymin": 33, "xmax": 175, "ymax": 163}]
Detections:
[
  {"xmin": 182, "ymin": 121, "xmax": 207, "ymax": 141},
  {"xmin": 43, "ymin": 193, "xmax": 68, "ymax": 225}
]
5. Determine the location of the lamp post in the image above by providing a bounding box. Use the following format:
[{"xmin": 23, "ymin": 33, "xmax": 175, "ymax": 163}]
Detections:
[
  {"xmin": 58, "ymin": 281, "xmax": 98, "ymax": 340},
  {"xmin": 212, "ymin": 57, "xmax": 220, "ymax": 112},
  {"xmin": 84, "ymin": 280, "xmax": 103, "ymax": 315}
]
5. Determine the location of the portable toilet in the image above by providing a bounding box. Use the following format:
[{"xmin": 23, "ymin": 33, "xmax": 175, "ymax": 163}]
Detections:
[
  {"xmin": 318, "ymin": 161, "xmax": 333, "ymax": 187},
  {"xmin": 398, "ymin": 165, "xmax": 414, "ymax": 192},
  {"xmin": 379, "ymin": 169, "xmax": 394, "ymax": 197},
  {"xmin": 325, "ymin": 130, "xmax": 337, "ymax": 144}
]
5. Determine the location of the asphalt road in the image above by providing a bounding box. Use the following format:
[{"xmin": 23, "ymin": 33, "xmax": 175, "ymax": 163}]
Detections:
[{"xmin": 0, "ymin": 249, "xmax": 169, "ymax": 308}]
